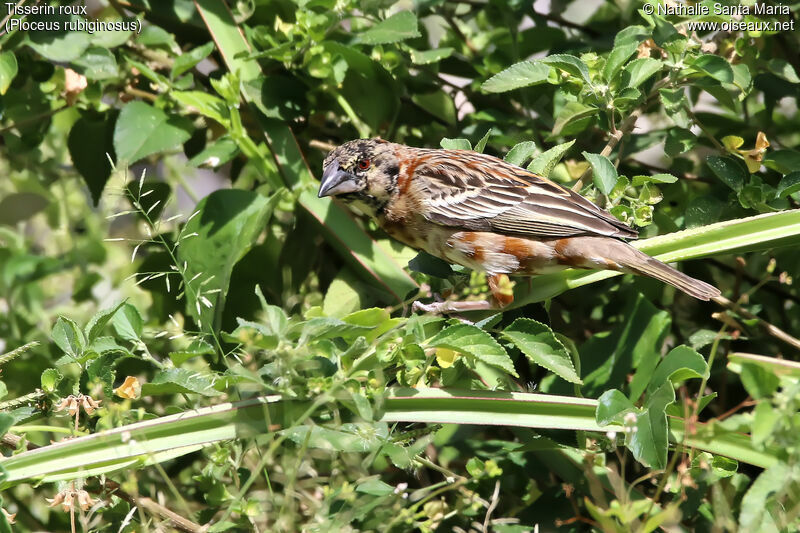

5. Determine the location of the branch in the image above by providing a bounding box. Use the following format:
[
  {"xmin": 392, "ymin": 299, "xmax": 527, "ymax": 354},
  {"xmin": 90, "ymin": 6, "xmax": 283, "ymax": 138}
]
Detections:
[{"xmin": 712, "ymin": 295, "xmax": 800, "ymax": 352}]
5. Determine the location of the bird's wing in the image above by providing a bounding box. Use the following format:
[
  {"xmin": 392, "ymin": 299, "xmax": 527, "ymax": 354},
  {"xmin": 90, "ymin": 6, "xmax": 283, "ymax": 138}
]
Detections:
[{"xmin": 410, "ymin": 150, "xmax": 638, "ymax": 240}]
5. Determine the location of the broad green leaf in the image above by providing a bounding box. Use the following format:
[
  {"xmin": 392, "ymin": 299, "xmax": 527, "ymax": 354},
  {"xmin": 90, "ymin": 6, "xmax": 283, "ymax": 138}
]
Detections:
[
  {"xmin": 691, "ymin": 54, "xmax": 734, "ymax": 84},
  {"xmin": 298, "ymin": 317, "xmax": 373, "ymax": 342},
  {"xmin": 552, "ymin": 102, "xmax": 598, "ymax": 136},
  {"xmin": 428, "ymin": 324, "xmax": 517, "ymax": 377},
  {"xmin": 172, "ymin": 91, "xmax": 229, "ymax": 125},
  {"xmin": 178, "ymin": 190, "xmax": 279, "ymax": 332},
  {"xmin": 502, "ymin": 318, "xmax": 581, "ymax": 384},
  {"xmin": 765, "ymin": 150, "xmax": 800, "ymax": 174},
  {"xmin": 739, "ymin": 363, "xmax": 780, "ymax": 400},
  {"xmin": 664, "ymin": 127, "xmax": 697, "ymax": 157},
  {"xmin": 440, "ymin": 138, "xmax": 471, "ymax": 150},
  {"xmin": 582, "ymin": 152, "xmax": 617, "ymax": 194},
  {"xmin": 0, "ymin": 192, "xmax": 48, "ymax": 225},
  {"xmin": 68, "ymin": 112, "xmax": 116, "ymax": 205},
  {"xmin": 504, "ymin": 141, "xmax": 536, "ymax": 166},
  {"xmin": 602, "ymin": 40, "xmax": 639, "ymax": 82},
  {"xmin": 631, "ymin": 173, "xmax": 677, "ymax": 186},
  {"xmin": 767, "ymin": 58, "xmax": 800, "ymax": 83},
  {"xmin": 707, "ymin": 156, "xmax": 747, "ymax": 191},
  {"xmin": 622, "ymin": 57, "xmax": 662, "ymax": 89},
  {"xmin": 113, "ymin": 101, "xmax": 193, "ymax": 164},
  {"xmin": 411, "ymin": 90, "xmax": 456, "ymax": 126},
  {"xmin": 85, "ymin": 301, "xmax": 126, "ymax": 343},
  {"xmin": 646, "ymin": 345, "xmax": 707, "ymax": 395},
  {"xmin": 188, "ymin": 136, "xmax": 239, "ymax": 168},
  {"xmin": 777, "ymin": 171, "xmax": 800, "ymax": 198},
  {"xmin": 651, "ymin": 15, "xmax": 683, "ymax": 48},
  {"xmin": 27, "ymin": 16, "xmax": 90, "ymax": 61},
  {"xmin": 52, "ymin": 316, "xmax": 85, "ymax": 359},
  {"xmin": 141, "ymin": 369, "xmax": 222, "ymax": 396},
  {"xmin": 112, "ymin": 303, "xmax": 144, "ymax": 342},
  {"xmin": 0, "ymin": 52, "xmax": 18, "ymax": 95},
  {"xmin": 527, "ymin": 140, "xmax": 575, "ymax": 177},
  {"xmin": 172, "ymin": 41, "xmax": 215, "ymax": 78},
  {"xmin": 474, "ymin": 129, "xmax": 492, "ymax": 154},
  {"xmin": 482, "ymin": 60, "xmax": 551, "ymax": 93},
  {"xmin": 356, "ymin": 478, "xmax": 395, "ymax": 496},
  {"xmin": 739, "ymin": 465, "xmax": 787, "ymax": 532},
  {"xmin": 41, "ymin": 368, "xmax": 63, "ymax": 393},
  {"xmin": 360, "ymin": 11, "xmax": 420, "ymax": 45},
  {"xmin": 169, "ymin": 339, "xmax": 215, "ymax": 367},
  {"xmin": 409, "ymin": 47, "xmax": 453, "ymax": 65},
  {"xmin": 596, "ymin": 389, "xmax": 635, "ymax": 426},
  {"xmin": 323, "ymin": 272, "xmax": 363, "ymax": 318},
  {"xmin": 541, "ymin": 54, "xmax": 591, "ymax": 85},
  {"xmin": 631, "ymin": 382, "xmax": 674, "ymax": 468},
  {"xmin": 71, "ymin": 47, "xmax": 118, "ymax": 80}
]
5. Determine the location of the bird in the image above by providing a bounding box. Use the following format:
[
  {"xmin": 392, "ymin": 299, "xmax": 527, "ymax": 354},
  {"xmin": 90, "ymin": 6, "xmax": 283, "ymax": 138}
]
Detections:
[{"xmin": 318, "ymin": 138, "xmax": 720, "ymax": 313}]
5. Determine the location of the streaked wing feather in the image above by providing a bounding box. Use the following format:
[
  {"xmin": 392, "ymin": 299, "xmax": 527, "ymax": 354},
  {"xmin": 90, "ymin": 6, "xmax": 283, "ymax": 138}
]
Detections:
[{"xmin": 414, "ymin": 150, "xmax": 638, "ymax": 239}]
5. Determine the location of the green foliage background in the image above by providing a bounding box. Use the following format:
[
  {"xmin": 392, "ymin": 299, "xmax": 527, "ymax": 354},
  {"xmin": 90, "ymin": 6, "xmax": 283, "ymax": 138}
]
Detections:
[{"xmin": 1, "ymin": 0, "xmax": 800, "ymax": 531}]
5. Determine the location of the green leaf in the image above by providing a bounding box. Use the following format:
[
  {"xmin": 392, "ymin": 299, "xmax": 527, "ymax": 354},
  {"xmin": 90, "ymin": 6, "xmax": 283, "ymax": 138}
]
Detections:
[
  {"xmin": 360, "ymin": 11, "xmax": 420, "ymax": 45},
  {"xmin": 112, "ymin": 302, "xmax": 144, "ymax": 342},
  {"xmin": 602, "ymin": 40, "xmax": 639, "ymax": 82},
  {"xmin": 646, "ymin": 345, "xmax": 707, "ymax": 396},
  {"xmin": 739, "ymin": 465, "xmax": 787, "ymax": 532},
  {"xmin": 631, "ymin": 173, "xmax": 677, "ymax": 186},
  {"xmin": 113, "ymin": 101, "xmax": 193, "ymax": 164},
  {"xmin": 172, "ymin": 90, "xmax": 230, "ymax": 125},
  {"xmin": 596, "ymin": 389, "xmax": 635, "ymax": 426},
  {"xmin": 633, "ymin": 382, "xmax": 674, "ymax": 468},
  {"xmin": 765, "ymin": 150, "xmax": 800, "ymax": 174},
  {"xmin": 474, "ymin": 129, "xmax": 492, "ymax": 154},
  {"xmin": 552, "ymin": 102, "xmax": 598, "ymax": 136},
  {"xmin": 429, "ymin": 324, "xmax": 518, "ymax": 377},
  {"xmin": 0, "ymin": 192, "xmax": 48, "ymax": 225},
  {"xmin": 502, "ymin": 318, "xmax": 581, "ymax": 384},
  {"xmin": 409, "ymin": 47, "xmax": 453, "ymax": 65},
  {"xmin": 664, "ymin": 127, "xmax": 697, "ymax": 157},
  {"xmin": 356, "ymin": 478, "xmax": 395, "ymax": 496},
  {"xmin": 187, "ymin": 136, "xmax": 239, "ymax": 168},
  {"xmin": 52, "ymin": 316, "xmax": 86, "ymax": 359},
  {"xmin": 707, "ymin": 156, "xmax": 747, "ymax": 192},
  {"xmin": 85, "ymin": 301, "xmax": 126, "ymax": 343},
  {"xmin": 622, "ymin": 57, "xmax": 662, "ymax": 89},
  {"xmin": 0, "ymin": 52, "xmax": 18, "ymax": 95},
  {"xmin": 323, "ymin": 272, "xmax": 363, "ymax": 318},
  {"xmin": 582, "ymin": 152, "xmax": 618, "ymax": 194},
  {"xmin": 691, "ymin": 54, "xmax": 734, "ymax": 84},
  {"xmin": 27, "ymin": 16, "xmax": 90, "ymax": 61},
  {"xmin": 482, "ymin": 60, "xmax": 551, "ymax": 93},
  {"xmin": 440, "ymin": 138, "xmax": 471, "ymax": 151},
  {"xmin": 178, "ymin": 190, "xmax": 279, "ymax": 332},
  {"xmin": 172, "ymin": 41, "xmax": 215, "ymax": 78},
  {"xmin": 739, "ymin": 363, "xmax": 780, "ymax": 400},
  {"xmin": 504, "ymin": 141, "xmax": 537, "ymax": 166},
  {"xmin": 169, "ymin": 339, "xmax": 215, "ymax": 367},
  {"xmin": 767, "ymin": 58, "xmax": 800, "ymax": 83},
  {"xmin": 776, "ymin": 171, "xmax": 800, "ymax": 199},
  {"xmin": 527, "ymin": 140, "xmax": 575, "ymax": 177},
  {"xmin": 651, "ymin": 15, "xmax": 682, "ymax": 48},
  {"xmin": 541, "ymin": 54, "xmax": 591, "ymax": 85},
  {"xmin": 41, "ymin": 368, "xmax": 63, "ymax": 393},
  {"xmin": 68, "ymin": 112, "xmax": 117, "ymax": 205},
  {"xmin": 71, "ymin": 46, "xmax": 119, "ymax": 80},
  {"xmin": 141, "ymin": 369, "xmax": 222, "ymax": 396},
  {"xmin": 411, "ymin": 90, "xmax": 456, "ymax": 126}
]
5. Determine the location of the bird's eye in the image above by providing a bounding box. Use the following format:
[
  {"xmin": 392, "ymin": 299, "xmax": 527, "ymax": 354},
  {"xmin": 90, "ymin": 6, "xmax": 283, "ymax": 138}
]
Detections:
[{"xmin": 358, "ymin": 158, "xmax": 371, "ymax": 170}]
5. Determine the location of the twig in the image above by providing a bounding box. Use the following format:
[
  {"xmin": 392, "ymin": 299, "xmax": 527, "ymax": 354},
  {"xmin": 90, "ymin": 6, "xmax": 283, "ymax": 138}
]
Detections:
[
  {"xmin": 441, "ymin": 12, "xmax": 478, "ymax": 55},
  {"xmin": 483, "ymin": 480, "xmax": 501, "ymax": 532},
  {"xmin": 0, "ymin": 105, "xmax": 68, "ymax": 134},
  {"xmin": 712, "ymin": 295, "xmax": 800, "ymax": 352},
  {"xmin": 532, "ymin": 8, "xmax": 601, "ymax": 37},
  {"xmin": 309, "ymin": 139, "xmax": 337, "ymax": 152}
]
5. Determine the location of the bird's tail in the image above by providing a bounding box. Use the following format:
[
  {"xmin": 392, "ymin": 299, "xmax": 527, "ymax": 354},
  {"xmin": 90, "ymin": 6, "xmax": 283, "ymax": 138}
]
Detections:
[{"xmin": 621, "ymin": 248, "xmax": 720, "ymax": 301}]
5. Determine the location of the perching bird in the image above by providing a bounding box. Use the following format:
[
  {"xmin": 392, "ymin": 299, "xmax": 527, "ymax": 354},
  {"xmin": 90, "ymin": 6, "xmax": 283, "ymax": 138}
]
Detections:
[{"xmin": 318, "ymin": 138, "xmax": 719, "ymax": 313}]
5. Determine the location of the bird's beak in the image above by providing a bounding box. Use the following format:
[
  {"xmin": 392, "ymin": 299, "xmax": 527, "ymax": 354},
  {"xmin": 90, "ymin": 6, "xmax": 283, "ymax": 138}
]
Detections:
[{"xmin": 318, "ymin": 160, "xmax": 360, "ymax": 198}]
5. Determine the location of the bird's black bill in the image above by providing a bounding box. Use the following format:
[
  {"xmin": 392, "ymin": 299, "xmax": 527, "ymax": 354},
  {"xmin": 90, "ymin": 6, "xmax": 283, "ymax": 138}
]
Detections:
[{"xmin": 318, "ymin": 160, "xmax": 359, "ymax": 198}]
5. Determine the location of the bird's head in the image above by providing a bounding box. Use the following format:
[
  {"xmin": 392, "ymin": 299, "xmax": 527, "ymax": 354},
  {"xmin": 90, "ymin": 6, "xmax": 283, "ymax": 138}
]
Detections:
[{"xmin": 318, "ymin": 138, "xmax": 400, "ymax": 217}]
